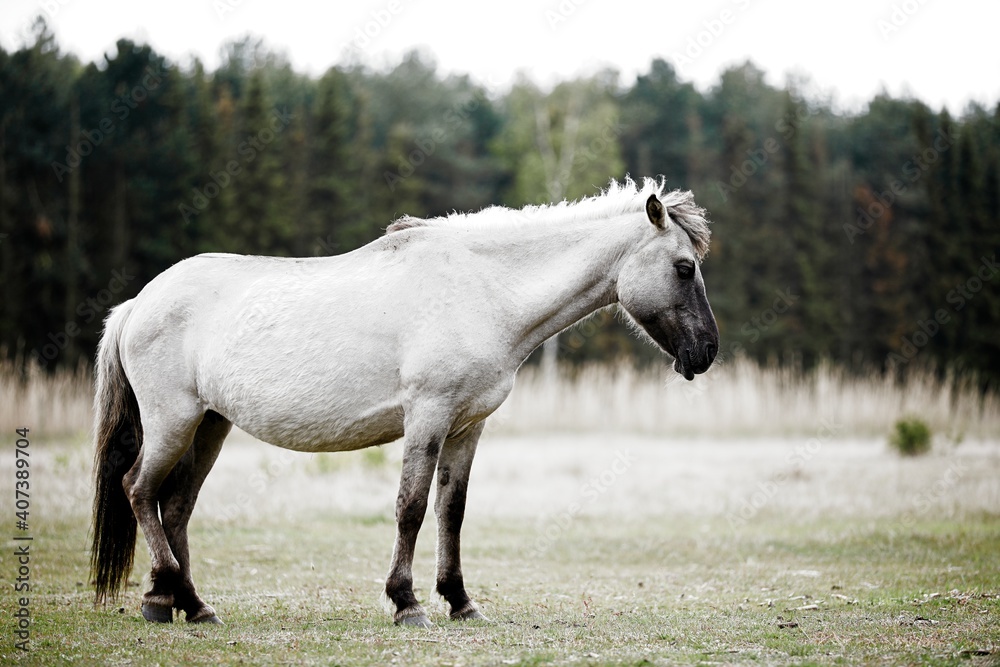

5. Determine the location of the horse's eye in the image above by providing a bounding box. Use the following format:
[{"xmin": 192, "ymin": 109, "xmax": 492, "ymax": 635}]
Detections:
[{"xmin": 675, "ymin": 263, "xmax": 694, "ymax": 280}]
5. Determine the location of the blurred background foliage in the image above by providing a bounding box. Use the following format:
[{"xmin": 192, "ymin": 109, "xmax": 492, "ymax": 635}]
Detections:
[{"xmin": 1, "ymin": 20, "xmax": 999, "ymax": 386}]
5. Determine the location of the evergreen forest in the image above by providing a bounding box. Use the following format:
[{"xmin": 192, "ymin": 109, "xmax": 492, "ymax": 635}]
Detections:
[{"xmin": 2, "ymin": 23, "xmax": 998, "ymax": 386}]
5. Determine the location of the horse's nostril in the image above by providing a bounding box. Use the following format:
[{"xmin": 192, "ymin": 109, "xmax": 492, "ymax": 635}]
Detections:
[{"xmin": 704, "ymin": 341, "xmax": 717, "ymax": 362}]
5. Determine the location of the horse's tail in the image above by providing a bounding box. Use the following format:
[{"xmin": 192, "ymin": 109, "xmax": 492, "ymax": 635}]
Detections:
[{"xmin": 90, "ymin": 300, "xmax": 142, "ymax": 604}]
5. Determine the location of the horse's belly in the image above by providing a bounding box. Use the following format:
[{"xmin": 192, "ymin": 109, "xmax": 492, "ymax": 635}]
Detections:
[
  {"xmin": 223, "ymin": 396, "xmax": 404, "ymax": 453},
  {"xmin": 196, "ymin": 308, "xmax": 407, "ymax": 451},
  {"xmin": 200, "ymin": 356, "xmax": 405, "ymax": 453}
]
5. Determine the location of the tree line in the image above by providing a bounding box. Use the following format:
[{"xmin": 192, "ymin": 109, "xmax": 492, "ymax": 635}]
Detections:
[{"xmin": 2, "ymin": 21, "xmax": 998, "ymax": 386}]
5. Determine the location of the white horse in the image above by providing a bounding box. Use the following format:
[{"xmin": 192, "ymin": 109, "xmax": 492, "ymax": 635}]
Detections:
[{"xmin": 90, "ymin": 177, "xmax": 719, "ymax": 627}]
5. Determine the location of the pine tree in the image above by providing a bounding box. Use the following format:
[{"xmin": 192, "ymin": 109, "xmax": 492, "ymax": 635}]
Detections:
[
  {"xmin": 381, "ymin": 121, "xmax": 426, "ymax": 221},
  {"xmin": 228, "ymin": 69, "xmax": 288, "ymax": 254},
  {"xmin": 1, "ymin": 19, "xmax": 76, "ymax": 366},
  {"xmin": 307, "ymin": 68, "xmax": 355, "ymax": 252},
  {"xmin": 778, "ymin": 90, "xmax": 832, "ymax": 366},
  {"xmin": 186, "ymin": 59, "xmax": 222, "ymax": 253}
]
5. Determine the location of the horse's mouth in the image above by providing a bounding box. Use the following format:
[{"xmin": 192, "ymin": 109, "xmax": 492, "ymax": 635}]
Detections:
[
  {"xmin": 656, "ymin": 333, "xmax": 696, "ymax": 381},
  {"xmin": 673, "ymin": 349, "xmax": 695, "ymax": 381}
]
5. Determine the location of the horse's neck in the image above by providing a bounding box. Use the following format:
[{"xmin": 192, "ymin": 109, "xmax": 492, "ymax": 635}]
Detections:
[{"xmin": 472, "ymin": 213, "xmax": 644, "ymax": 363}]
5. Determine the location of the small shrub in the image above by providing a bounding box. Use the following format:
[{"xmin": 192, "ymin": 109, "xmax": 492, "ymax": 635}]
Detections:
[{"xmin": 890, "ymin": 417, "xmax": 932, "ymax": 456}]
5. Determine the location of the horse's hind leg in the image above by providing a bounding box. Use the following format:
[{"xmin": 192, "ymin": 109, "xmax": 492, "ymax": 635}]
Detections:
[
  {"xmin": 158, "ymin": 410, "xmax": 231, "ymax": 623},
  {"xmin": 122, "ymin": 402, "xmax": 203, "ymax": 623},
  {"xmin": 434, "ymin": 422, "xmax": 487, "ymax": 621}
]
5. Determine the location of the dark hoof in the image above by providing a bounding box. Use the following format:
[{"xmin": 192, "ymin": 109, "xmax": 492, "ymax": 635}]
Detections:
[
  {"xmin": 451, "ymin": 604, "xmax": 488, "ymax": 622},
  {"xmin": 395, "ymin": 613, "xmax": 433, "ymax": 628},
  {"xmin": 141, "ymin": 602, "xmax": 173, "ymax": 623}
]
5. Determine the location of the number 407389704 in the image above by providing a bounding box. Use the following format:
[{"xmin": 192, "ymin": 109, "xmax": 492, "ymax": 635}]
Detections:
[{"xmin": 15, "ymin": 427, "xmax": 30, "ymax": 530}]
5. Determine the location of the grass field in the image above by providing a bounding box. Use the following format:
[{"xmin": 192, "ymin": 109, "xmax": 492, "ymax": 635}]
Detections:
[{"xmin": 1, "ymin": 427, "xmax": 998, "ymax": 666}]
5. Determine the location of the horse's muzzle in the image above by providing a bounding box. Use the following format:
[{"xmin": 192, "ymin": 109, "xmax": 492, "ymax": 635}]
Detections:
[{"xmin": 673, "ymin": 337, "xmax": 718, "ymax": 381}]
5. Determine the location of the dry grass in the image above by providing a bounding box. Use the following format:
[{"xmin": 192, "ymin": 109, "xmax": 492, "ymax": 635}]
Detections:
[
  {"xmin": 0, "ymin": 356, "xmax": 92, "ymax": 437},
  {"xmin": 493, "ymin": 358, "xmax": 1000, "ymax": 439},
  {"xmin": 2, "ymin": 355, "xmax": 999, "ymax": 440}
]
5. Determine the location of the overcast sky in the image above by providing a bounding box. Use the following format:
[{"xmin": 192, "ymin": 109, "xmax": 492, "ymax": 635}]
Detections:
[{"xmin": 1, "ymin": 0, "xmax": 997, "ymax": 114}]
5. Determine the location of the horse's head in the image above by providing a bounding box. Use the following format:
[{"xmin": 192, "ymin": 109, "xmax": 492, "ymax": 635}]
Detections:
[{"xmin": 617, "ymin": 193, "xmax": 719, "ymax": 380}]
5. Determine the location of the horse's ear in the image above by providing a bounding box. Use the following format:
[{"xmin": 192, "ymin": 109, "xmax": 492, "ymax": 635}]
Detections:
[{"xmin": 645, "ymin": 194, "xmax": 668, "ymax": 230}]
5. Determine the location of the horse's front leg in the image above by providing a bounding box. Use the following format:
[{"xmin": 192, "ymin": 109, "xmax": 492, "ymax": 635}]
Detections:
[
  {"xmin": 384, "ymin": 421, "xmax": 447, "ymax": 627},
  {"xmin": 435, "ymin": 422, "xmax": 487, "ymax": 621}
]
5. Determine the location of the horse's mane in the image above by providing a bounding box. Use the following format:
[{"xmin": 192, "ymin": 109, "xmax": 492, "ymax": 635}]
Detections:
[{"xmin": 385, "ymin": 177, "xmax": 712, "ymax": 259}]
